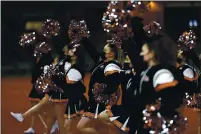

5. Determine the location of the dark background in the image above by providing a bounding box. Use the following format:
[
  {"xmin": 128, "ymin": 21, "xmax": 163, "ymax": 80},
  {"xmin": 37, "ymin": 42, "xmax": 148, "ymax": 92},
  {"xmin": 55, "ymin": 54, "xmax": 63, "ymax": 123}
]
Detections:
[{"xmin": 1, "ymin": 1, "xmax": 201, "ymax": 76}]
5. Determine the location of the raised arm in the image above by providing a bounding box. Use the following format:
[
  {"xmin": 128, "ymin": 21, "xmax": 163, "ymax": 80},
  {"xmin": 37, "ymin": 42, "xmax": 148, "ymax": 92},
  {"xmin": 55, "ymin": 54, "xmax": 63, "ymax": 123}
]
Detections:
[{"xmin": 81, "ymin": 37, "xmax": 101, "ymax": 64}]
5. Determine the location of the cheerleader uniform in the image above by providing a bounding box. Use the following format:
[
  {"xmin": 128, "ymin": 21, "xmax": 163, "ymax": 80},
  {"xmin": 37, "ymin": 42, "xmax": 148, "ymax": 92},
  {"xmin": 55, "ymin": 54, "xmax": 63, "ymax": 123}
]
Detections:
[
  {"xmin": 47, "ymin": 58, "xmax": 69, "ymax": 103},
  {"xmin": 83, "ymin": 60, "xmax": 122, "ymax": 119},
  {"xmin": 63, "ymin": 65, "xmax": 87, "ymax": 119},
  {"xmin": 64, "ymin": 80, "xmax": 87, "ymax": 119},
  {"xmin": 178, "ymin": 63, "xmax": 199, "ymax": 95},
  {"xmin": 29, "ymin": 52, "xmax": 53, "ymax": 101},
  {"xmin": 48, "ymin": 60, "xmax": 87, "ymax": 118},
  {"xmin": 135, "ymin": 65, "xmax": 184, "ymax": 133},
  {"xmin": 105, "ymin": 64, "xmax": 138, "ymax": 132}
]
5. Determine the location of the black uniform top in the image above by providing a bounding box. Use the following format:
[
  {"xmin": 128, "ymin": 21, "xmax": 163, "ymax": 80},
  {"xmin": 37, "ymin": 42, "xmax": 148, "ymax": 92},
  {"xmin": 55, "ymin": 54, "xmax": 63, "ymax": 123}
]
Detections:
[
  {"xmin": 31, "ymin": 52, "xmax": 53, "ymax": 83},
  {"xmin": 178, "ymin": 64, "xmax": 199, "ymax": 95},
  {"xmin": 66, "ymin": 64, "xmax": 85, "ymax": 100},
  {"xmin": 52, "ymin": 60, "xmax": 86, "ymax": 100},
  {"xmin": 119, "ymin": 66, "xmax": 138, "ymax": 112},
  {"xmin": 88, "ymin": 60, "xmax": 122, "ymax": 106},
  {"xmin": 137, "ymin": 64, "xmax": 183, "ymax": 118}
]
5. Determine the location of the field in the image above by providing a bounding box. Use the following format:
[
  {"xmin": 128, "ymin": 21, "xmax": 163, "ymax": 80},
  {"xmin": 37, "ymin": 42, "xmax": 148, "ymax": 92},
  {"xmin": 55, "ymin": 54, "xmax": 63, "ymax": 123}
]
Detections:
[{"xmin": 1, "ymin": 76, "xmax": 200, "ymax": 134}]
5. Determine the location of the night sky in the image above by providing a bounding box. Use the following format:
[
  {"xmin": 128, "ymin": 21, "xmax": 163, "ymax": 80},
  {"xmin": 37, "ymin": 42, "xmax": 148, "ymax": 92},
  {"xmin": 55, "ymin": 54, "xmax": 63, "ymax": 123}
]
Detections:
[{"xmin": 1, "ymin": 1, "xmax": 201, "ymax": 75}]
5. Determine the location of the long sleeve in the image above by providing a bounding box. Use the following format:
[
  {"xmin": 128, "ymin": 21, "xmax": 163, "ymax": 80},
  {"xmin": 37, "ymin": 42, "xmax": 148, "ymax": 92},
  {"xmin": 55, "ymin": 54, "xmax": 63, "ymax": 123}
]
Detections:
[
  {"xmin": 31, "ymin": 52, "xmax": 53, "ymax": 84},
  {"xmin": 122, "ymin": 38, "xmax": 145, "ymax": 75},
  {"xmin": 188, "ymin": 49, "xmax": 200, "ymax": 70},
  {"xmin": 81, "ymin": 37, "xmax": 101, "ymax": 64},
  {"xmin": 121, "ymin": 17, "xmax": 146, "ymax": 75}
]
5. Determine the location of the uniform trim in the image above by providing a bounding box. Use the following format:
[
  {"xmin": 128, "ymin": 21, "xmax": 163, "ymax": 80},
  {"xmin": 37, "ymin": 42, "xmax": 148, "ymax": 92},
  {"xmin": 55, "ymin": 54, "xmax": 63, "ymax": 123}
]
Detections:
[
  {"xmin": 28, "ymin": 97, "xmax": 40, "ymax": 102},
  {"xmin": 184, "ymin": 72, "xmax": 199, "ymax": 81},
  {"xmin": 77, "ymin": 110, "xmax": 85, "ymax": 116},
  {"xmin": 155, "ymin": 80, "xmax": 178, "ymax": 92},
  {"xmin": 64, "ymin": 113, "xmax": 78, "ymax": 119},
  {"xmin": 66, "ymin": 77, "xmax": 77, "ymax": 84},
  {"xmin": 49, "ymin": 99, "xmax": 68, "ymax": 103},
  {"xmin": 82, "ymin": 112, "xmax": 95, "ymax": 118}
]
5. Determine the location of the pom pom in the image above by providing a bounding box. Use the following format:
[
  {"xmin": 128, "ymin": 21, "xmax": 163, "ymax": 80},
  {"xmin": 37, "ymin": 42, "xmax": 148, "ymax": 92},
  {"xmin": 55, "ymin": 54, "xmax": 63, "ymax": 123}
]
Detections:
[
  {"xmin": 33, "ymin": 42, "xmax": 51, "ymax": 57},
  {"xmin": 143, "ymin": 21, "xmax": 162, "ymax": 37},
  {"xmin": 184, "ymin": 93, "xmax": 201, "ymax": 111},
  {"xmin": 143, "ymin": 99, "xmax": 188, "ymax": 134},
  {"xmin": 68, "ymin": 20, "xmax": 90, "ymax": 47},
  {"xmin": 35, "ymin": 63, "xmax": 65, "ymax": 93},
  {"xmin": 19, "ymin": 32, "xmax": 36, "ymax": 47},
  {"xmin": 92, "ymin": 82, "xmax": 120, "ymax": 106},
  {"xmin": 102, "ymin": 1, "xmax": 150, "ymax": 48},
  {"xmin": 41, "ymin": 19, "xmax": 60, "ymax": 37},
  {"xmin": 178, "ymin": 30, "xmax": 197, "ymax": 50},
  {"xmin": 107, "ymin": 34, "xmax": 122, "ymax": 48}
]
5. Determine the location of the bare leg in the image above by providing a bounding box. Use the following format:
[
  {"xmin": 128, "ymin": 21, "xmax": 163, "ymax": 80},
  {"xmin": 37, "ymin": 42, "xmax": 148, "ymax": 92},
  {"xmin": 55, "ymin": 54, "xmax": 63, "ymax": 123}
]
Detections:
[
  {"xmin": 53, "ymin": 103, "xmax": 67, "ymax": 134},
  {"xmin": 65, "ymin": 119, "xmax": 73, "ymax": 134},
  {"xmin": 77, "ymin": 117, "xmax": 98, "ymax": 134},
  {"xmin": 29, "ymin": 101, "xmax": 38, "ymax": 128},
  {"xmin": 98, "ymin": 111, "xmax": 122, "ymax": 134},
  {"xmin": 22, "ymin": 94, "xmax": 49, "ymax": 118},
  {"xmin": 45, "ymin": 103, "xmax": 56, "ymax": 134},
  {"xmin": 65, "ymin": 116, "xmax": 81, "ymax": 134}
]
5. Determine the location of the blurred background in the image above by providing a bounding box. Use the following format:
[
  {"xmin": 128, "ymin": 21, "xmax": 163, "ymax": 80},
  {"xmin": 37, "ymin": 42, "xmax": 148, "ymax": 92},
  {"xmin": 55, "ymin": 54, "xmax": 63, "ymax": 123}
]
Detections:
[
  {"xmin": 1, "ymin": 1, "xmax": 201, "ymax": 77},
  {"xmin": 1, "ymin": 1, "xmax": 201, "ymax": 134}
]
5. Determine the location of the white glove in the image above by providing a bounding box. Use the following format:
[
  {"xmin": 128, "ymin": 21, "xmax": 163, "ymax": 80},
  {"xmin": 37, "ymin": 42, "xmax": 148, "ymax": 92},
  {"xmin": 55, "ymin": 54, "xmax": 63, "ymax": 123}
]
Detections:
[
  {"xmin": 64, "ymin": 62, "xmax": 72, "ymax": 73},
  {"xmin": 43, "ymin": 65, "xmax": 49, "ymax": 74}
]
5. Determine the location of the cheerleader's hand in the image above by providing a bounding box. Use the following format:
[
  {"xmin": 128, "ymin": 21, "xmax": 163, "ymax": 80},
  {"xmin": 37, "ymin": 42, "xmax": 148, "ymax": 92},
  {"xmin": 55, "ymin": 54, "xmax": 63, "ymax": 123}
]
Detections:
[
  {"xmin": 98, "ymin": 110, "xmax": 110, "ymax": 121},
  {"xmin": 43, "ymin": 65, "xmax": 49, "ymax": 74},
  {"xmin": 64, "ymin": 62, "xmax": 71, "ymax": 73},
  {"xmin": 132, "ymin": 69, "xmax": 136, "ymax": 75},
  {"xmin": 125, "ymin": 70, "xmax": 131, "ymax": 74}
]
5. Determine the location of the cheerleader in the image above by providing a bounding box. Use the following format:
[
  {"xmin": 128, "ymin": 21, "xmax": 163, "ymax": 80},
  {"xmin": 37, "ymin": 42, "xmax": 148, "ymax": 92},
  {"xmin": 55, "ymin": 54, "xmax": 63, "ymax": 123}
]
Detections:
[
  {"xmin": 11, "ymin": 45, "xmax": 53, "ymax": 134},
  {"xmin": 135, "ymin": 34, "xmax": 186, "ymax": 133},
  {"xmin": 44, "ymin": 46, "xmax": 87, "ymax": 134},
  {"xmin": 97, "ymin": 53, "xmax": 140, "ymax": 134},
  {"xmin": 177, "ymin": 50, "xmax": 200, "ymax": 94},
  {"xmin": 63, "ymin": 54, "xmax": 87, "ymax": 134},
  {"xmin": 177, "ymin": 49, "xmax": 200, "ymax": 111},
  {"xmin": 10, "ymin": 46, "xmax": 69, "ymax": 134},
  {"xmin": 77, "ymin": 42, "xmax": 122, "ymax": 134}
]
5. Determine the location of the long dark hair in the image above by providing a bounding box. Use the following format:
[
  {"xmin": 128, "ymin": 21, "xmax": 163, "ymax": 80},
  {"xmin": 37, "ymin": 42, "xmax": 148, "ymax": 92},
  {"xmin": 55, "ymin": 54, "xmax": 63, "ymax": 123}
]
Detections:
[
  {"xmin": 181, "ymin": 49, "xmax": 200, "ymax": 70},
  {"xmin": 145, "ymin": 34, "xmax": 177, "ymax": 66},
  {"xmin": 73, "ymin": 46, "xmax": 85, "ymax": 76},
  {"xmin": 108, "ymin": 43, "xmax": 118, "ymax": 60}
]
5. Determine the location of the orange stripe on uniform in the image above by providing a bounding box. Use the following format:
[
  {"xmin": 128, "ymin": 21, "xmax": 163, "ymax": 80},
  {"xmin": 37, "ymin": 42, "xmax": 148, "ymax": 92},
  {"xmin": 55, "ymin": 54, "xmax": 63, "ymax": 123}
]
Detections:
[
  {"xmin": 83, "ymin": 112, "xmax": 95, "ymax": 118},
  {"xmin": 64, "ymin": 114, "xmax": 78, "ymax": 119},
  {"xmin": 50, "ymin": 99, "xmax": 68, "ymax": 103},
  {"xmin": 155, "ymin": 80, "xmax": 178, "ymax": 92},
  {"xmin": 184, "ymin": 72, "xmax": 199, "ymax": 82},
  {"xmin": 28, "ymin": 98, "xmax": 40, "ymax": 101}
]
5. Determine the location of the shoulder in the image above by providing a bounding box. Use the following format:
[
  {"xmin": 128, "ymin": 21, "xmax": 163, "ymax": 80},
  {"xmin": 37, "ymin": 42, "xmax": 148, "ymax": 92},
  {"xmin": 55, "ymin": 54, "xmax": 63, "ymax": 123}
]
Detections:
[
  {"xmin": 183, "ymin": 67, "xmax": 194, "ymax": 78},
  {"xmin": 153, "ymin": 68, "xmax": 178, "ymax": 91},
  {"xmin": 66, "ymin": 68, "xmax": 82, "ymax": 81},
  {"xmin": 104, "ymin": 62, "xmax": 121, "ymax": 76},
  {"xmin": 179, "ymin": 64, "xmax": 198, "ymax": 81},
  {"xmin": 64, "ymin": 62, "xmax": 72, "ymax": 72}
]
